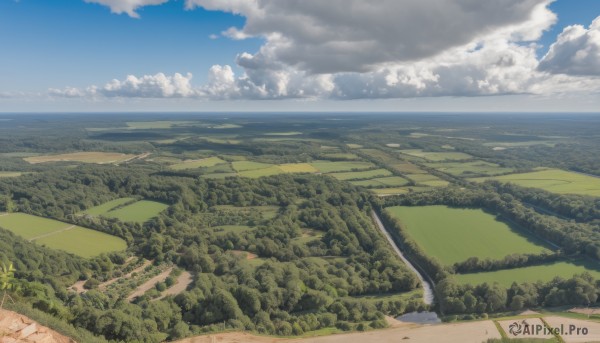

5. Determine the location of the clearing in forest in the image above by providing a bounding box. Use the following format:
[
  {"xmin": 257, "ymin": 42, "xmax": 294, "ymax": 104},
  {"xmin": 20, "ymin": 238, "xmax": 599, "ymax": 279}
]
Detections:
[
  {"xmin": 385, "ymin": 205, "xmax": 551, "ymax": 265},
  {"xmin": 83, "ymin": 198, "xmax": 168, "ymax": 223},
  {"xmin": 0, "ymin": 213, "xmax": 126, "ymax": 257},
  {"xmin": 169, "ymin": 157, "xmax": 227, "ymax": 170},
  {"xmin": 470, "ymin": 169, "xmax": 600, "ymax": 197},
  {"xmin": 0, "ymin": 172, "xmax": 23, "ymax": 177},
  {"xmin": 24, "ymin": 151, "xmax": 137, "ymax": 164},
  {"xmin": 350, "ymin": 176, "xmax": 409, "ymax": 188}
]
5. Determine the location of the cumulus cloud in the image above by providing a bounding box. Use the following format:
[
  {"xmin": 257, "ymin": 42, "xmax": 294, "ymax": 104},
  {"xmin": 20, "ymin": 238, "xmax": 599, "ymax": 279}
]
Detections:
[
  {"xmin": 84, "ymin": 0, "xmax": 168, "ymax": 18},
  {"xmin": 61, "ymin": 0, "xmax": 600, "ymax": 101},
  {"xmin": 187, "ymin": 0, "xmax": 552, "ymax": 74},
  {"xmin": 51, "ymin": 73, "xmax": 198, "ymax": 98},
  {"xmin": 539, "ymin": 16, "xmax": 600, "ymax": 76}
]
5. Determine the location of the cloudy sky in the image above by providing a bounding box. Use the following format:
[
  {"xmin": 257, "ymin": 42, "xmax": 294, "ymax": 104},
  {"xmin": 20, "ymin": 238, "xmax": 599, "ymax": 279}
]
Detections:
[{"xmin": 1, "ymin": 0, "xmax": 600, "ymax": 112}]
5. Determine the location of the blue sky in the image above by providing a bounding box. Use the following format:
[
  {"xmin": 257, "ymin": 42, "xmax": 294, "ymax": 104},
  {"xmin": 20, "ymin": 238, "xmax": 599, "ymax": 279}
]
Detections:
[{"xmin": 1, "ymin": 0, "xmax": 599, "ymax": 112}]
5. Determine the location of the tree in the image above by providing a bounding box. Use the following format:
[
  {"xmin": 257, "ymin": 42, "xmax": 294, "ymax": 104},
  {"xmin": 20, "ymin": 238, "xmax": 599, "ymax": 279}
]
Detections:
[{"xmin": 0, "ymin": 261, "xmax": 16, "ymax": 309}]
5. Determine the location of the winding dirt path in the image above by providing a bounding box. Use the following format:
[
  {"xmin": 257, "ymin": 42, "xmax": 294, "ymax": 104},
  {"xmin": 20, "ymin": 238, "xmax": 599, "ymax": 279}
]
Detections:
[
  {"xmin": 371, "ymin": 211, "xmax": 434, "ymax": 305},
  {"xmin": 28, "ymin": 225, "xmax": 75, "ymax": 241}
]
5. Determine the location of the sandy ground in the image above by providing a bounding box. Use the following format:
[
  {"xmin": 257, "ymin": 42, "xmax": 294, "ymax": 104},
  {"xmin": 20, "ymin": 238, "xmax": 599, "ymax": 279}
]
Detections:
[
  {"xmin": 519, "ymin": 310, "xmax": 541, "ymax": 315},
  {"xmin": 175, "ymin": 320, "xmax": 501, "ymax": 343},
  {"xmin": 0, "ymin": 309, "xmax": 73, "ymax": 343},
  {"xmin": 569, "ymin": 307, "xmax": 600, "ymax": 315},
  {"xmin": 127, "ymin": 267, "xmax": 173, "ymax": 301},
  {"xmin": 156, "ymin": 271, "xmax": 193, "ymax": 300},
  {"xmin": 498, "ymin": 318, "xmax": 554, "ymax": 339},
  {"xmin": 544, "ymin": 316, "xmax": 600, "ymax": 343}
]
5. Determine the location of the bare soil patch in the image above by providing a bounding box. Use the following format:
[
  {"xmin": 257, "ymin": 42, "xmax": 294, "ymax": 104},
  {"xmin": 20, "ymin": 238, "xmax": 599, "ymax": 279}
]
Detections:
[
  {"xmin": 127, "ymin": 267, "xmax": 173, "ymax": 301},
  {"xmin": 156, "ymin": 271, "xmax": 193, "ymax": 300},
  {"xmin": 0, "ymin": 309, "xmax": 74, "ymax": 343}
]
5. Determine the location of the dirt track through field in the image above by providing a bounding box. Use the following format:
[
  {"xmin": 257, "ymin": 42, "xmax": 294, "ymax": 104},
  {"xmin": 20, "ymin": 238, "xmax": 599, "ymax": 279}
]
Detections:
[
  {"xmin": 156, "ymin": 271, "xmax": 193, "ymax": 300},
  {"xmin": 28, "ymin": 225, "xmax": 75, "ymax": 241},
  {"xmin": 127, "ymin": 267, "xmax": 173, "ymax": 301}
]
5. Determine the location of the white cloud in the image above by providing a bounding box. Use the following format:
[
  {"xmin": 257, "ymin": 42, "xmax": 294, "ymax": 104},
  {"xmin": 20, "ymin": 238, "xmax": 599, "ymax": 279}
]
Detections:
[
  {"xmin": 84, "ymin": 0, "xmax": 168, "ymax": 18},
  {"xmin": 539, "ymin": 16, "xmax": 600, "ymax": 76},
  {"xmin": 59, "ymin": 1, "xmax": 600, "ymax": 102},
  {"xmin": 186, "ymin": 0, "xmax": 552, "ymax": 74}
]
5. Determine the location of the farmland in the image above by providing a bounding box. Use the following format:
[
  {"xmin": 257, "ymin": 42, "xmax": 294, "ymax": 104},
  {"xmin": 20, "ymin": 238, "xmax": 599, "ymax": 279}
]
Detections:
[
  {"xmin": 169, "ymin": 157, "xmax": 226, "ymax": 170},
  {"xmin": 385, "ymin": 205, "xmax": 550, "ymax": 265},
  {"xmin": 0, "ymin": 172, "xmax": 23, "ymax": 178},
  {"xmin": 425, "ymin": 161, "xmax": 514, "ymax": 177},
  {"xmin": 0, "ymin": 213, "xmax": 126, "ymax": 257},
  {"xmin": 83, "ymin": 198, "xmax": 169, "ymax": 223},
  {"xmin": 24, "ymin": 151, "xmax": 137, "ymax": 164},
  {"xmin": 454, "ymin": 261, "xmax": 600, "ymax": 287},
  {"xmin": 398, "ymin": 149, "xmax": 473, "ymax": 161},
  {"xmin": 470, "ymin": 169, "xmax": 600, "ymax": 196},
  {"xmin": 328, "ymin": 168, "xmax": 392, "ymax": 181}
]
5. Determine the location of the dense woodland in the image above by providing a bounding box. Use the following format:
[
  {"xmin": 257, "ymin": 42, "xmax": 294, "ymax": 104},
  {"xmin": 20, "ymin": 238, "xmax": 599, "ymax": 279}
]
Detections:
[{"xmin": 0, "ymin": 114, "xmax": 600, "ymax": 341}]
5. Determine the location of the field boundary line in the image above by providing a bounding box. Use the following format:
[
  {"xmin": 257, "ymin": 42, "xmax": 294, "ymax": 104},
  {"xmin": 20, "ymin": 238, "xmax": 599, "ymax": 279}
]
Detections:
[{"xmin": 29, "ymin": 225, "xmax": 76, "ymax": 241}]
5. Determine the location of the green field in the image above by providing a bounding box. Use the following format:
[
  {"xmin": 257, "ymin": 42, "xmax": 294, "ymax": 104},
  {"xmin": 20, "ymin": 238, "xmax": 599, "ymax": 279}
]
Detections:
[
  {"xmin": 232, "ymin": 161, "xmax": 275, "ymax": 171},
  {"xmin": 213, "ymin": 205, "xmax": 280, "ymax": 220},
  {"xmin": 36, "ymin": 226, "xmax": 127, "ymax": 258},
  {"xmin": 212, "ymin": 225, "xmax": 254, "ymax": 235},
  {"xmin": 321, "ymin": 153, "xmax": 360, "ymax": 160},
  {"xmin": 0, "ymin": 172, "xmax": 23, "ymax": 178},
  {"xmin": 101, "ymin": 200, "xmax": 169, "ymax": 223},
  {"xmin": 454, "ymin": 261, "xmax": 600, "ymax": 287},
  {"xmin": 169, "ymin": 157, "xmax": 226, "ymax": 170},
  {"xmin": 328, "ymin": 168, "xmax": 392, "ymax": 181},
  {"xmin": 425, "ymin": 161, "xmax": 514, "ymax": 177},
  {"xmin": 470, "ymin": 169, "xmax": 600, "ymax": 197},
  {"xmin": 310, "ymin": 161, "xmax": 375, "ymax": 173},
  {"xmin": 372, "ymin": 186, "xmax": 433, "ymax": 195},
  {"xmin": 351, "ymin": 176, "xmax": 409, "ymax": 188},
  {"xmin": 385, "ymin": 205, "xmax": 550, "ymax": 265},
  {"xmin": 82, "ymin": 197, "xmax": 136, "ymax": 216},
  {"xmin": 238, "ymin": 166, "xmax": 284, "ymax": 178},
  {"xmin": 0, "ymin": 213, "xmax": 126, "ymax": 257},
  {"xmin": 399, "ymin": 149, "xmax": 473, "ymax": 161},
  {"xmin": 126, "ymin": 121, "xmax": 195, "ymax": 129}
]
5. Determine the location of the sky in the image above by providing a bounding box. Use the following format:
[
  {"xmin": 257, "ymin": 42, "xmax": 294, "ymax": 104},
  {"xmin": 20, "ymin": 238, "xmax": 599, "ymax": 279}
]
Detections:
[{"xmin": 0, "ymin": 0, "xmax": 599, "ymax": 112}]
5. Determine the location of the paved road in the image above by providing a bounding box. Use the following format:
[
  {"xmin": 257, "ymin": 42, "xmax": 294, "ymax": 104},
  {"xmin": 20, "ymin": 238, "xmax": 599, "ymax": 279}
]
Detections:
[{"xmin": 371, "ymin": 211, "xmax": 434, "ymax": 305}]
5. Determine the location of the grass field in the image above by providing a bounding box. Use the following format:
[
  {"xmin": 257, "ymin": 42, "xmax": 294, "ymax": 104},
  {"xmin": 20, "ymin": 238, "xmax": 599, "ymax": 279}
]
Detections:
[
  {"xmin": 470, "ymin": 169, "xmax": 600, "ymax": 197},
  {"xmin": 351, "ymin": 176, "xmax": 409, "ymax": 188},
  {"xmin": 232, "ymin": 161, "xmax": 275, "ymax": 171},
  {"xmin": 425, "ymin": 161, "xmax": 514, "ymax": 177},
  {"xmin": 372, "ymin": 186, "xmax": 433, "ymax": 195},
  {"xmin": 399, "ymin": 149, "xmax": 473, "ymax": 161},
  {"xmin": 24, "ymin": 152, "xmax": 137, "ymax": 164},
  {"xmin": 328, "ymin": 168, "xmax": 392, "ymax": 181},
  {"xmin": 405, "ymin": 173, "xmax": 444, "ymax": 183},
  {"xmin": 277, "ymin": 163, "xmax": 319, "ymax": 173},
  {"xmin": 385, "ymin": 205, "xmax": 550, "ymax": 265},
  {"xmin": 455, "ymin": 261, "xmax": 600, "ymax": 287},
  {"xmin": 82, "ymin": 197, "xmax": 136, "ymax": 216},
  {"xmin": 346, "ymin": 144, "xmax": 363, "ymax": 149},
  {"xmin": 310, "ymin": 161, "xmax": 375, "ymax": 173},
  {"xmin": 238, "ymin": 166, "xmax": 284, "ymax": 178},
  {"xmin": 0, "ymin": 172, "xmax": 23, "ymax": 178},
  {"xmin": 100, "ymin": 200, "xmax": 169, "ymax": 223},
  {"xmin": 0, "ymin": 213, "xmax": 126, "ymax": 257},
  {"xmin": 169, "ymin": 157, "xmax": 226, "ymax": 170}
]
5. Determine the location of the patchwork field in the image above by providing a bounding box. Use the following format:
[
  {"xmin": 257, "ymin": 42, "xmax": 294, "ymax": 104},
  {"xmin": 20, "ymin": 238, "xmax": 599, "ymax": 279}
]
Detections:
[
  {"xmin": 425, "ymin": 161, "xmax": 514, "ymax": 177},
  {"xmin": 24, "ymin": 152, "xmax": 137, "ymax": 164},
  {"xmin": 470, "ymin": 169, "xmax": 600, "ymax": 197},
  {"xmin": 372, "ymin": 186, "xmax": 433, "ymax": 196},
  {"xmin": 455, "ymin": 261, "xmax": 600, "ymax": 287},
  {"xmin": 169, "ymin": 157, "xmax": 226, "ymax": 170},
  {"xmin": 385, "ymin": 205, "xmax": 550, "ymax": 265},
  {"xmin": 0, "ymin": 213, "xmax": 126, "ymax": 257},
  {"xmin": 328, "ymin": 168, "xmax": 392, "ymax": 181},
  {"xmin": 350, "ymin": 176, "xmax": 409, "ymax": 188},
  {"xmin": 399, "ymin": 149, "xmax": 473, "ymax": 161},
  {"xmin": 309, "ymin": 161, "xmax": 375, "ymax": 173},
  {"xmin": 83, "ymin": 198, "xmax": 169, "ymax": 223}
]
